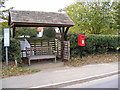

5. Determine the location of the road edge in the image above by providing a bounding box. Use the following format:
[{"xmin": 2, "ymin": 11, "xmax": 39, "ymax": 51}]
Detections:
[{"xmin": 30, "ymin": 70, "xmax": 119, "ymax": 88}]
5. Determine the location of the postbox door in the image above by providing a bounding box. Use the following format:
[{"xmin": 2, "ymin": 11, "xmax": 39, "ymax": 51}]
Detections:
[{"xmin": 77, "ymin": 34, "xmax": 85, "ymax": 46}]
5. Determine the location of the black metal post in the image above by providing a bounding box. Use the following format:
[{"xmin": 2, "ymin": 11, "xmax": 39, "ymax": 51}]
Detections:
[{"xmin": 79, "ymin": 46, "xmax": 83, "ymax": 59}]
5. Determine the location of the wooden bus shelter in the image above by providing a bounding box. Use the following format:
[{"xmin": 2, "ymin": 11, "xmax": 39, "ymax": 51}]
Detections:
[{"xmin": 8, "ymin": 10, "xmax": 75, "ymax": 61}]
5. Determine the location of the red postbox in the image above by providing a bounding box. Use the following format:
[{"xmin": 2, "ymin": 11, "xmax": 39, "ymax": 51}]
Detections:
[{"xmin": 77, "ymin": 34, "xmax": 85, "ymax": 46}]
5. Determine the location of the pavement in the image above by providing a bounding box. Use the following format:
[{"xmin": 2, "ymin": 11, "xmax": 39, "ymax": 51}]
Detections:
[{"xmin": 1, "ymin": 62, "xmax": 119, "ymax": 89}]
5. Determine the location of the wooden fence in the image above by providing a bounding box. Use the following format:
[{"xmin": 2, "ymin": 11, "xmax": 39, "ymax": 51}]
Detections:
[
  {"xmin": 27, "ymin": 39, "xmax": 61, "ymax": 58},
  {"xmin": 26, "ymin": 39, "xmax": 70, "ymax": 60}
]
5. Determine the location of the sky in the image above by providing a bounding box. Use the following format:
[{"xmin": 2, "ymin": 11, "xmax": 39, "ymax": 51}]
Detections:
[
  {"xmin": 4, "ymin": 0, "xmax": 76, "ymax": 12},
  {"xmin": 4, "ymin": 0, "xmax": 118, "ymax": 12}
]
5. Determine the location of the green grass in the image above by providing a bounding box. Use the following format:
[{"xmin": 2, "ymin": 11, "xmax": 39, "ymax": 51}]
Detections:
[{"xmin": 1, "ymin": 64, "xmax": 40, "ymax": 78}]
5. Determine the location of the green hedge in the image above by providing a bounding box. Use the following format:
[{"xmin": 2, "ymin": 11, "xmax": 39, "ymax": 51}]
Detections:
[
  {"xmin": 68, "ymin": 34, "xmax": 120, "ymax": 57},
  {"xmin": 2, "ymin": 38, "xmax": 21, "ymax": 62}
]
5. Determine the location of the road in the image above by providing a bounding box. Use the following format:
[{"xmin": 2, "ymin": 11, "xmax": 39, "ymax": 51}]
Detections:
[{"xmin": 64, "ymin": 74, "xmax": 119, "ymax": 88}]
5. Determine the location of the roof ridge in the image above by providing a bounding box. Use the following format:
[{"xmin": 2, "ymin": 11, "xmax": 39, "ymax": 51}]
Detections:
[{"xmin": 10, "ymin": 10, "xmax": 66, "ymax": 15}]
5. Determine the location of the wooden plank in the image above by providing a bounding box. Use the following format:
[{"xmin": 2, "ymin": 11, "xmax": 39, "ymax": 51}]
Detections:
[
  {"xmin": 63, "ymin": 41, "xmax": 70, "ymax": 61},
  {"xmin": 12, "ymin": 22, "xmax": 74, "ymax": 27},
  {"xmin": 28, "ymin": 39, "xmax": 63, "ymax": 58},
  {"xmin": 29, "ymin": 55, "xmax": 56, "ymax": 60}
]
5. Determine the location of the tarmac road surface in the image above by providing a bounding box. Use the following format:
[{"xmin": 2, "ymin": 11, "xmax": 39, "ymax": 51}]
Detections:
[
  {"xmin": 64, "ymin": 74, "xmax": 119, "ymax": 88},
  {"xmin": 2, "ymin": 62, "xmax": 118, "ymax": 88}
]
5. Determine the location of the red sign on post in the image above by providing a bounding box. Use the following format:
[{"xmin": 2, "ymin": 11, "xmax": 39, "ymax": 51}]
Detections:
[{"xmin": 77, "ymin": 34, "xmax": 85, "ymax": 46}]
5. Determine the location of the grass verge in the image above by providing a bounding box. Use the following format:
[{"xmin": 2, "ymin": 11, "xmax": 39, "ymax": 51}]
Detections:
[
  {"xmin": 64, "ymin": 53, "xmax": 118, "ymax": 67},
  {"xmin": 1, "ymin": 62, "xmax": 40, "ymax": 78}
]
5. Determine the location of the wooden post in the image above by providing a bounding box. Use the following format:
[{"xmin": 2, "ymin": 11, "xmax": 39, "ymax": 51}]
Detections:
[
  {"xmin": 48, "ymin": 40, "xmax": 49, "ymax": 47},
  {"xmin": 58, "ymin": 27, "xmax": 64, "ymax": 60},
  {"xmin": 34, "ymin": 40, "xmax": 36, "ymax": 55},
  {"xmin": 62, "ymin": 27, "xmax": 65, "ymax": 34},
  {"xmin": 13, "ymin": 27, "xmax": 15, "ymax": 38},
  {"xmin": 64, "ymin": 27, "xmax": 69, "ymax": 41},
  {"xmin": 58, "ymin": 27, "xmax": 70, "ymax": 61},
  {"xmin": 63, "ymin": 41, "xmax": 70, "ymax": 61}
]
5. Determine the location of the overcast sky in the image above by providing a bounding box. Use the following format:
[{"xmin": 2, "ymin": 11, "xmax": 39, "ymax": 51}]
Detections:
[
  {"xmin": 4, "ymin": 0, "xmax": 75, "ymax": 12},
  {"xmin": 4, "ymin": 0, "xmax": 119, "ymax": 12}
]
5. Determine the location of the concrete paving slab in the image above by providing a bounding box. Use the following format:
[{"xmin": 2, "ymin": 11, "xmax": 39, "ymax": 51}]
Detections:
[{"xmin": 23, "ymin": 60, "xmax": 64, "ymax": 70}]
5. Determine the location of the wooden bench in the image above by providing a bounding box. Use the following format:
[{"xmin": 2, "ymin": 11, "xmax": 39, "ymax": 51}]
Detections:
[{"xmin": 26, "ymin": 46, "xmax": 57, "ymax": 65}]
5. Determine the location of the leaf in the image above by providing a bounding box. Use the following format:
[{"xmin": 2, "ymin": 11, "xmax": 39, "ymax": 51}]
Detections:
[{"xmin": 65, "ymin": 1, "xmax": 118, "ymax": 34}]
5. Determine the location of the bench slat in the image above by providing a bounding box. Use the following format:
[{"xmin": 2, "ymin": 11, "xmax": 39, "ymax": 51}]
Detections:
[
  {"xmin": 26, "ymin": 46, "xmax": 56, "ymax": 65},
  {"xmin": 29, "ymin": 55, "xmax": 56, "ymax": 60}
]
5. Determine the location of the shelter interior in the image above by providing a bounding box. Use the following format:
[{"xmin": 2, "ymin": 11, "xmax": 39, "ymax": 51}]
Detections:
[{"xmin": 8, "ymin": 10, "xmax": 74, "ymax": 63}]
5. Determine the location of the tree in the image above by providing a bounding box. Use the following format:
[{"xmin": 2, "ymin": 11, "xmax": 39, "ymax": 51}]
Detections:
[
  {"xmin": 0, "ymin": 0, "xmax": 13, "ymax": 28},
  {"xmin": 65, "ymin": 1, "xmax": 118, "ymax": 34},
  {"xmin": 15, "ymin": 27, "xmax": 38, "ymax": 38},
  {"xmin": 43, "ymin": 27, "xmax": 56, "ymax": 39},
  {"xmin": 115, "ymin": 2, "xmax": 120, "ymax": 34}
]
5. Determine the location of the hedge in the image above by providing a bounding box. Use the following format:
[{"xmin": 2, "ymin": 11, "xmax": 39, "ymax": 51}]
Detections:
[
  {"xmin": 68, "ymin": 34, "xmax": 120, "ymax": 57},
  {"xmin": 2, "ymin": 35, "xmax": 119, "ymax": 61},
  {"xmin": 2, "ymin": 38, "xmax": 21, "ymax": 62}
]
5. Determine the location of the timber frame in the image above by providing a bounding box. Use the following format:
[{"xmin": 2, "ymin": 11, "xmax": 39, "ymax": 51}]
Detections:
[{"xmin": 8, "ymin": 10, "xmax": 75, "ymax": 60}]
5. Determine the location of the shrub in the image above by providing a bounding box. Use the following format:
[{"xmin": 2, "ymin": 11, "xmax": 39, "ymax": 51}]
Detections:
[
  {"xmin": 68, "ymin": 34, "xmax": 119, "ymax": 58},
  {"xmin": 43, "ymin": 27, "xmax": 56, "ymax": 39},
  {"xmin": 85, "ymin": 35, "xmax": 119, "ymax": 53},
  {"xmin": 2, "ymin": 38, "xmax": 21, "ymax": 63}
]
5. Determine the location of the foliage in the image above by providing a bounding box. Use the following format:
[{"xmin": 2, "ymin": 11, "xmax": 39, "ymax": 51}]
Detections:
[
  {"xmin": 68, "ymin": 34, "xmax": 119, "ymax": 57},
  {"xmin": 0, "ymin": 0, "xmax": 13, "ymax": 28},
  {"xmin": 65, "ymin": 1, "xmax": 119, "ymax": 34},
  {"xmin": 85, "ymin": 35, "xmax": 119, "ymax": 53},
  {"xmin": 15, "ymin": 27, "xmax": 38, "ymax": 38},
  {"xmin": 116, "ymin": 2, "xmax": 120, "ymax": 34},
  {"xmin": 43, "ymin": 27, "xmax": 56, "ymax": 39},
  {"xmin": 27, "ymin": 37, "xmax": 55, "ymax": 43},
  {"xmin": 2, "ymin": 38, "xmax": 21, "ymax": 62}
]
